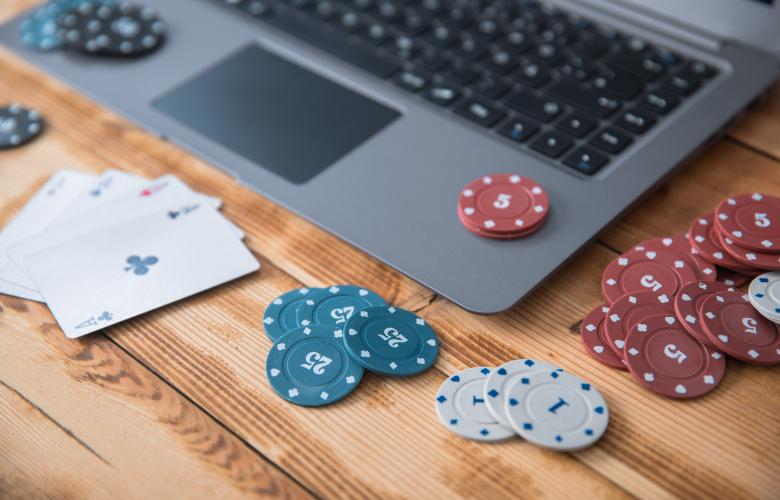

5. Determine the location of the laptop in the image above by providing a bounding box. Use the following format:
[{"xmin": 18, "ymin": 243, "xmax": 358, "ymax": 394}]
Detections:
[{"xmin": 1, "ymin": 0, "xmax": 778, "ymax": 313}]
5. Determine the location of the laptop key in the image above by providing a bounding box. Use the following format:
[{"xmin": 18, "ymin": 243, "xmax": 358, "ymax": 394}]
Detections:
[
  {"xmin": 591, "ymin": 67, "xmax": 644, "ymax": 100},
  {"xmin": 530, "ymin": 131, "xmax": 574, "ymax": 158},
  {"xmin": 556, "ymin": 111, "xmax": 597, "ymax": 138},
  {"xmin": 615, "ymin": 107, "xmax": 656, "ymax": 134},
  {"xmin": 663, "ymin": 70, "xmax": 702, "ymax": 96},
  {"xmin": 454, "ymin": 98, "xmax": 506, "ymax": 127},
  {"xmin": 483, "ymin": 47, "xmax": 517, "ymax": 74},
  {"xmin": 513, "ymin": 60, "xmax": 550, "ymax": 87},
  {"xmin": 442, "ymin": 59, "xmax": 479, "ymax": 85},
  {"xmin": 394, "ymin": 68, "xmax": 431, "ymax": 92},
  {"xmin": 688, "ymin": 60, "xmax": 717, "ymax": 79},
  {"xmin": 498, "ymin": 118, "xmax": 540, "ymax": 143},
  {"xmin": 606, "ymin": 48, "xmax": 666, "ymax": 81},
  {"xmin": 563, "ymin": 146, "xmax": 609, "ymax": 175},
  {"xmin": 505, "ymin": 90, "xmax": 564, "ymax": 123},
  {"xmin": 547, "ymin": 80, "xmax": 620, "ymax": 118},
  {"xmin": 590, "ymin": 127, "xmax": 633, "ymax": 154},
  {"xmin": 423, "ymin": 82, "xmax": 461, "ymax": 106},
  {"xmin": 474, "ymin": 75, "xmax": 511, "ymax": 100},
  {"xmin": 639, "ymin": 89, "xmax": 680, "ymax": 115}
]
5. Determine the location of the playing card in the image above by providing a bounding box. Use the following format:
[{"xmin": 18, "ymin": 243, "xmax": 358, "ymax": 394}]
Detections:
[
  {"xmin": 6, "ymin": 174, "xmax": 242, "ymax": 291},
  {"xmin": 52, "ymin": 169, "xmax": 147, "ymax": 222},
  {"xmin": 24, "ymin": 203, "xmax": 259, "ymax": 338},
  {"xmin": 0, "ymin": 170, "xmax": 95, "ymax": 300},
  {"xmin": 0, "ymin": 170, "xmax": 95, "ymax": 269}
]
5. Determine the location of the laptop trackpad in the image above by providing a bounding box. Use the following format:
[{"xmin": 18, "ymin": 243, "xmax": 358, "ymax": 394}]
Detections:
[{"xmin": 153, "ymin": 44, "xmax": 400, "ymax": 184}]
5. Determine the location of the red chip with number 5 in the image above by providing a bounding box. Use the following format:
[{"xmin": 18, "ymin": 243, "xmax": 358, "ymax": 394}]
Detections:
[
  {"xmin": 624, "ymin": 314, "xmax": 725, "ymax": 399},
  {"xmin": 715, "ymin": 193, "xmax": 780, "ymax": 253},
  {"xmin": 458, "ymin": 173, "xmax": 549, "ymax": 237},
  {"xmin": 699, "ymin": 291, "xmax": 780, "ymax": 365},
  {"xmin": 601, "ymin": 248, "xmax": 699, "ymax": 304}
]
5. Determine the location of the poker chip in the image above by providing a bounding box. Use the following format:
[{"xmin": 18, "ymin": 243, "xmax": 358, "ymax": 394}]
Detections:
[
  {"xmin": 19, "ymin": 3, "xmax": 65, "ymax": 51},
  {"xmin": 266, "ymin": 324, "xmax": 364, "ymax": 406},
  {"xmin": 624, "ymin": 314, "xmax": 725, "ymax": 398},
  {"xmin": 297, "ymin": 285, "xmax": 386, "ymax": 331},
  {"xmin": 456, "ymin": 208, "xmax": 540, "ymax": 240},
  {"xmin": 688, "ymin": 212, "xmax": 758, "ymax": 274},
  {"xmin": 715, "ymin": 193, "xmax": 780, "ymax": 252},
  {"xmin": 483, "ymin": 359, "xmax": 563, "ymax": 427},
  {"xmin": 580, "ymin": 304, "xmax": 626, "ymax": 369},
  {"xmin": 57, "ymin": 1, "xmax": 166, "ymax": 57},
  {"xmin": 435, "ymin": 367, "xmax": 516, "ymax": 442},
  {"xmin": 699, "ymin": 291, "xmax": 780, "ymax": 365},
  {"xmin": 503, "ymin": 369, "xmax": 609, "ymax": 452},
  {"xmin": 715, "ymin": 266, "xmax": 754, "ymax": 288},
  {"xmin": 457, "ymin": 173, "xmax": 549, "ymax": 238},
  {"xmin": 634, "ymin": 233, "xmax": 716, "ymax": 280},
  {"xmin": 674, "ymin": 280, "xmax": 734, "ymax": 348},
  {"xmin": 601, "ymin": 248, "xmax": 699, "ymax": 304},
  {"xmin": 343, "ymin": 306, "xmax": 438, "ymax": 376},
  {"xmin": 717, "ymin": 231, "xmax": 780, "ymax": 271},
  {"xmin": 0, "ymin": 104, "xmax": 44, "ymax": 150},
  {"xmin": 749, "ymin": 273, "xmax": 780, "ymax": 323},
  {"xmin": 262, "ymin": 287, "xmax": 321, "ymax": 341},
  {"xmin": 604, "ymin": 291, "xmax": 674, "ymax": 359}
]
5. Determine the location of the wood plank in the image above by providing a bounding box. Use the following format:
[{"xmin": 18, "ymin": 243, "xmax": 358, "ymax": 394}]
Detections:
[
  {"xmin": 729, "ymin": 82, "xmax": 780, "ymax": 160},
  {"xmin": 0, "ymin": 296, "xmax": 311, "ymax": 500}
]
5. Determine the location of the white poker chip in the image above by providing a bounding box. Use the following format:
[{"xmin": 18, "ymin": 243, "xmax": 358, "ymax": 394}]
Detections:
[
  {"xmin": 504, "ymin": 369, "xmax": 609, "ymax": 452},
  {"xmin": 435, "ymin": 367, "xmax": 516, "ymax": 442},
  {"xmin": 483, "ymin": 358, "xmax": 562, "ymax": 427},
  {"xmin": 749, "ymin": 272, "xmax": 780, "ymax": 324}
]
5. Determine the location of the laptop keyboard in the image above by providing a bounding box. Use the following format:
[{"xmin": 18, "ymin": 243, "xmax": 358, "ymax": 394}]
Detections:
[{"xmin": 215, "ymin": 0, "xmax": 718, "ymax": 175}]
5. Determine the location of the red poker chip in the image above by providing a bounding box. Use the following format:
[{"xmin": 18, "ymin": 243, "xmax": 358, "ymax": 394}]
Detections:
[
  {"xmin": 458, "ymin": 173, "xmax": 549, "ymax": 235},
  {"xmin": 699, "ymin": 290, "xmax": 780, "ymax": 365},
  {"xmin": 580, "ymin": 303, "xmax": 627, "ymax": 370},
  {"xmin": 604, "ymin": 291, "xmax": 674, "ymax": 359},
  {"xmin": 715, "ymin": 193, "xmax": 780, "ymax": 253},
  {"xmin": 715, "ymin": 267, "xmax": 754, "ymax": 287},
  {"xmin": 673, "ymin": 280, "xmax": 734, "ymax": 348},
  {"xmin": 457, "ymin": 205, "xmax": 543, "ymax": 239},
  {"xmin": 624, "ymin": 314, "xmax": 726, "ymax": 399},
  {"xmin": 716, "ymin": 230, "xmax": 780, "ymax": 271},
  {"xmin": 601, "ymin": 248, "xmax": 700, "ymax": 304},
  {"xmin": 688, "ymin": 212, "xmax": 757, "ymax": 273},
  {"xmin": 634, "ymin": 233, "xmax": 716, "ymax": 280}
]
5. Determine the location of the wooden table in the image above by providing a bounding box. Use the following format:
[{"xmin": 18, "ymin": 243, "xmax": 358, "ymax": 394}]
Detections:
[{"xmin": 2, "ymin": 2, "xmax": 779, "ymax": 498}]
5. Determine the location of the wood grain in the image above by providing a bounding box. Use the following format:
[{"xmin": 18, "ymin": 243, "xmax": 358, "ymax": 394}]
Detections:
[
  {"xmin": 0, "ymin": 296, "xmax": 311, "ymax": 500},
  {"xmin": 1, "ymin": 2, "xmax": 780, "ymax": 499},
  {"xmin": 730, "ymin": 82, "xmax": 780, "ymax": 160}
]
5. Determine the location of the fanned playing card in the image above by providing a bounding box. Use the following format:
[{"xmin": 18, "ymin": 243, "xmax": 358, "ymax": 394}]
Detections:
[{"xmin": 24, "ymin": 203, "xmax": 259, "ymax": 338}]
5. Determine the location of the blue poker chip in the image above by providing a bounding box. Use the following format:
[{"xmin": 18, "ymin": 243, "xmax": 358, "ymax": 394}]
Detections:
[
  {"xmin": 266, "ymin": 324, "xmax": 363, "ymax": 407},
  {"xmin": 20, "ymin": 4, "xmax": 64, "ymax": 51},
  {"xmin": 343, "ymin": 306, "xmax": 439, "ymax": 376},
  {"xmin": 262, "ymin": 287, "xmax": 321, "ymax": 341},
  {"xmin": 297, "ymin": 285, "xmax": 386, "ymax": 332}
]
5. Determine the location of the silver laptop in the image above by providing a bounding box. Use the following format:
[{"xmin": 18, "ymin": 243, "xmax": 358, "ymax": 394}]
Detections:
[{"xmin": 1, "ymin": 0, "xmax": 778, "ymax": 313}]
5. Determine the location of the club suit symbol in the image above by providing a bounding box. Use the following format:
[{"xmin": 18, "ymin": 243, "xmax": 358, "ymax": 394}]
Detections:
[{"xmin": 124, "ymin": 255, "xmax": 159, "ymax": 275}]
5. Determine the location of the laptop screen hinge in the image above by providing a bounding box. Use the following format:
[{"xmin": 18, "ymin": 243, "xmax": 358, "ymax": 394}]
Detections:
[{"xmin": 550, "ymin": 0, "xmax": 723, "ymax": 53}]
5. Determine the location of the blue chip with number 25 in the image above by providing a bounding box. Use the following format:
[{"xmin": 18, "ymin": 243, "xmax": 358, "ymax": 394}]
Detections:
[
  {"xmin": 263, "ymin": 287, "xmax": 321, "ymax": 341},
  {"xmin": 297, "ymin": 285, "xmax": 386, "ymax": 331},
  {"xmin": 266, "ymin": 324, "xmax": 364, "ymax": 407},
  {"xmin": 343, "ymin": 306, "xmax": 439, "ymax": 376}
]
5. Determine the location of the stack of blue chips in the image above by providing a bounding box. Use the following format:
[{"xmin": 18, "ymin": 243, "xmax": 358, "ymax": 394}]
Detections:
[{"xmin": 263, "ymin": 285, "xmax": 440, "ymax": 407}]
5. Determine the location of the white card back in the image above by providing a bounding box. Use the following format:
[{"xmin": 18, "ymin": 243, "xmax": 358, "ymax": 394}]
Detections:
[{"xmin": 25, "ymin": 204, "xmax": 260, "ymax": 338}]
